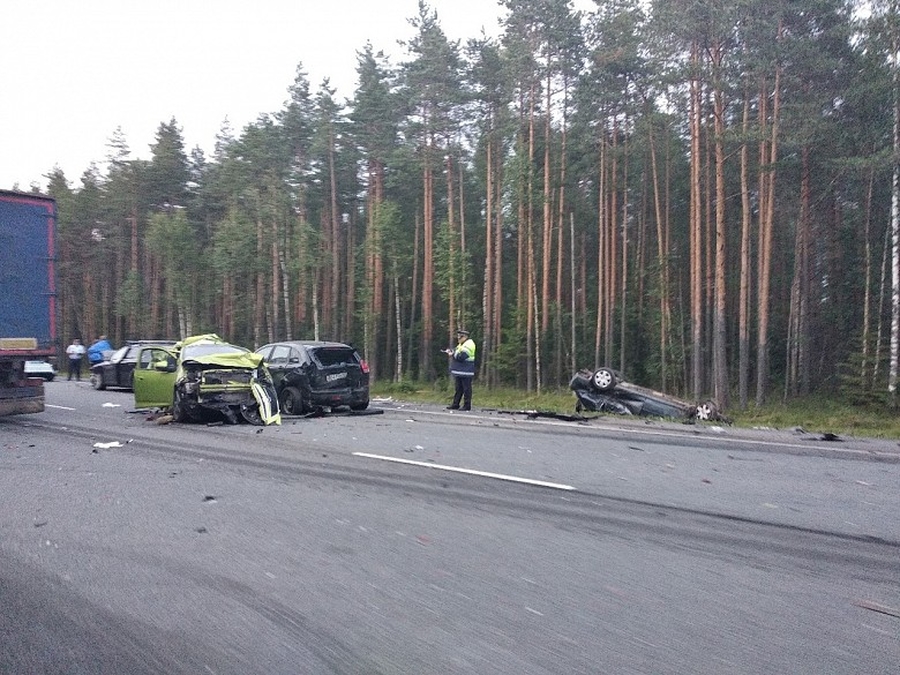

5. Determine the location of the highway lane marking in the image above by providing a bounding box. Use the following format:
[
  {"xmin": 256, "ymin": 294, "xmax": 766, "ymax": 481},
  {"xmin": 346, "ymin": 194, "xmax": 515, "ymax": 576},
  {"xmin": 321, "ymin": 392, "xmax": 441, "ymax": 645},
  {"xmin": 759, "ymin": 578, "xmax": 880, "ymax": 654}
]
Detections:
[
  {"xmin": 352, "ymin": 452, "xmax": 576, "ymax": 491},
  {"xmin": 46, "ymin": 404, "xmax": 76, "ymax": 411}
]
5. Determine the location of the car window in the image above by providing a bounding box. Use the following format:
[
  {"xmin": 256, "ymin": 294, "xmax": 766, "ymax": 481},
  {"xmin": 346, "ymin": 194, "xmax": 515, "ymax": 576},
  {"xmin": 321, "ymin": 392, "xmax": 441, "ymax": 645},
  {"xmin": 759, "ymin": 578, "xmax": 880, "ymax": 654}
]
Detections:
[
  {"xmin": 255, "ymin": 345, "xmax": 273, "ymax": 360},
  {"xmin": 139, "ymin": 349, "xmax": 154, "ymax": 369},
  {"xmin": 311, "ymin": 347, "xmax": 358, "ymax": 368},
  {"xmin": 140, "ymin": 348, "xmax": 174, "ymax": 370},
  {"xmin": 182, "ymin": 343, "xmax": 247, "ymax": 359},
  {"xmin": 269, "ymin": 345, "xmax": 292, "ymax": 364},
  {"xmin": 110, "ymin": 346, "xmax": 129, "ymax": 363}
]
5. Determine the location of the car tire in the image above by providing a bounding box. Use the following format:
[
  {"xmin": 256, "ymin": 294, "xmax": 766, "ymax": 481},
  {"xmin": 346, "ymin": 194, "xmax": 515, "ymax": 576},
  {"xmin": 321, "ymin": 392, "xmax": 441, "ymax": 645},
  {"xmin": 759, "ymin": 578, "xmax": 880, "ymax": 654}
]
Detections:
[
  {"xmin": 695, "ymin": 400, "xmax": 718, "ymax": 421},
  {"xmin": 172, "ymin": 389, "xmax": 189, "ymax": 422},
  {"xmin": 240, "ymin": 403, "xmax": 263, "ymax": 425},
  {"xmin": 279, "ymin": 386, "xmax": 307, "ymax": 415},
  {"xmin": 591, "ymin": 367, "xmax": 617, "ymax": 392},
  {"xmin": 350, "ymin": 400, "xmax": 369, "ymax": 411},
  {"xmin": 90, "ymin": 373, "xmax": 105, "ymax": 391}
]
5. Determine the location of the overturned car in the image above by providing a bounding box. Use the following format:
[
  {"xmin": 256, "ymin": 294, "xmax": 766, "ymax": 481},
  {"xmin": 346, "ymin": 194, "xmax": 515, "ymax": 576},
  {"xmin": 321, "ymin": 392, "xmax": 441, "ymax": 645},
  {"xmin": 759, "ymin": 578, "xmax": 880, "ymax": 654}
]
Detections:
[
  {"xmin": 132, "ymin": 334, "xmax": 280, "ymax": 426},
  {"xmin": 570, "ymin": 367, "xmax": 720, "ymax": 421}
]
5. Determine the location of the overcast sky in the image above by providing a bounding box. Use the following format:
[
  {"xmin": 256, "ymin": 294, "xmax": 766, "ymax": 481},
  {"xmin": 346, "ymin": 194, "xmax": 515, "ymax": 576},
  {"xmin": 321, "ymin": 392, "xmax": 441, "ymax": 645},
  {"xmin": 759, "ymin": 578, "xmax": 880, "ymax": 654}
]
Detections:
[{"xmin": 2, "ymin": 0, "xmax": 592, "ymax": 192}]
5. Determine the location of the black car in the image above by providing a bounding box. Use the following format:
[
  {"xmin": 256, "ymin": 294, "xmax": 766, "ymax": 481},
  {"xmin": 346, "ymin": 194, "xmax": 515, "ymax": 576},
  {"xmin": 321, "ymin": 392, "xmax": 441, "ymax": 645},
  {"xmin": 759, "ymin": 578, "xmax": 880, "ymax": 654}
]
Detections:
[
  {"xmin": 255, "ymin": 340, "xmax": 370, "ymax": 414},
  {"xmin": 570, "ymin": 367, "xmax": 720, "ymax": 421},
  {"xmin": 90, "ymin": 340, "xmax": 177, "ymax": 391}
]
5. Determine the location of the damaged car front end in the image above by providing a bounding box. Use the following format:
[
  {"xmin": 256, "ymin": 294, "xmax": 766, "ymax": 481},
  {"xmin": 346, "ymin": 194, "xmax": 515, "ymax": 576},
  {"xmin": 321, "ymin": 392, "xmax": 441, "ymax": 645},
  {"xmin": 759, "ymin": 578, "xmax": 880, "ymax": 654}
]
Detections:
[{"xmin": 133, "ymin": 334, "xmax": 280, "ymax": 426}]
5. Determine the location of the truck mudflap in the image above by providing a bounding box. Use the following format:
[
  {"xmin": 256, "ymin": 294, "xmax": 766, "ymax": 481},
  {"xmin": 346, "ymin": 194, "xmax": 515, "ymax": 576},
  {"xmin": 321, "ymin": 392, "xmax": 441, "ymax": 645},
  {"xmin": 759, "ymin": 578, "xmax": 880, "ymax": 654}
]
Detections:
[{"xmin": 0, "ymin": 379, "xmax": 45, "ymax": 415}]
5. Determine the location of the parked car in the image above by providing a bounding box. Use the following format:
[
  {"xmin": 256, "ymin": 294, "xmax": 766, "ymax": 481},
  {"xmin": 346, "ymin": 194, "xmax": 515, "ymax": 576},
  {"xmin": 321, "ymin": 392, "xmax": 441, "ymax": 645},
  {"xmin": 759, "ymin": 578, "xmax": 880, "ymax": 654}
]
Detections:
[
  {"xmin": 132, "ymin": 334, "xmax": 280, "ymax": 426},
  {"xmin": 25, "ymin": 360, "xmax": 56, "ymax": 381},
  {"xmin": 570, "ymin": 367, "xmax": 720, "ymax": 421},
  {"xmin": 90, "ymin": 340, "xmax": 177, "ymax": 391},
  {"xmin": 255, "ymin": 340, "xmax": 370, "ymax": 415}
]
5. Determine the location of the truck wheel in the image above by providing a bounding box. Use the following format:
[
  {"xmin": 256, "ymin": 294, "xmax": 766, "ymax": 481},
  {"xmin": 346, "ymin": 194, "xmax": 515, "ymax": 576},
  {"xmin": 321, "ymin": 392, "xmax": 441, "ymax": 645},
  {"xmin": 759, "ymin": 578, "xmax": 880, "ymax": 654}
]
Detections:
[{"xmin": 90, "ymin": 373, "xmax": 105, "ymax": 391}]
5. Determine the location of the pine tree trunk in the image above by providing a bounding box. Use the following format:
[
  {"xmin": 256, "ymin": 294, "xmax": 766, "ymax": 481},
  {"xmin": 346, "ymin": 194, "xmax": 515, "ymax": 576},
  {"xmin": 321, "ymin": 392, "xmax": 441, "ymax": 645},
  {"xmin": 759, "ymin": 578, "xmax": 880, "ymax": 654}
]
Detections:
[
  {"xmin": 713, "ymin": 44, "xmax": 729, "ymax": 409},
  {"xmin": 756, "ymin": 57, "xmax": 781, "ymax": 406},
  {"xmin": 690, "ymin": 42, "xmax": 703, "ymax": 399},
  {"xmin": 739, "ymin": 91, "xmax": 752, "ymax": 409}
]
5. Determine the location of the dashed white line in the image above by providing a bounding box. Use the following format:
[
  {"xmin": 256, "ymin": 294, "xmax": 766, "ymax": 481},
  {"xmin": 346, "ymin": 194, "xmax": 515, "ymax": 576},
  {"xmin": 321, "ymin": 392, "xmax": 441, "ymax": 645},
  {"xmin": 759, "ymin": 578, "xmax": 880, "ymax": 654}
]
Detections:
[
  {"xmin": 352, "ymin": 452, "xmax": 576, "ymax": 491},
  {"xmin": 45, "ymin": 404, "xmax": 76, "ymax": 411}
]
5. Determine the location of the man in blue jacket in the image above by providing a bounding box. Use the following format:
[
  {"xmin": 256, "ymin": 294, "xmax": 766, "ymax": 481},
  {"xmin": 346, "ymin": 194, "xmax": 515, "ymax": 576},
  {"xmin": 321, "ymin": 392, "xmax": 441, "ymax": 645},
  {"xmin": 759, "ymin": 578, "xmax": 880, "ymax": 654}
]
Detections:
[
  {"xmin": 87, "ymin": 335, "xmax": 113, "ymax": 365},
  {"xmin": 444, "ymin": 328, "xmax": 476, "ymax": 411}
]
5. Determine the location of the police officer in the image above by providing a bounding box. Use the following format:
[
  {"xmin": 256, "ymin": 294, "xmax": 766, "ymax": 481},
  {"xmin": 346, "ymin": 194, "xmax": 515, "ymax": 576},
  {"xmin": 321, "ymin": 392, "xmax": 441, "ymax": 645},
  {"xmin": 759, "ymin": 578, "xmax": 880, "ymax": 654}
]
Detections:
[{"xmin": 443, "ymin": 328, "xmax": 476, "ymax": 411}]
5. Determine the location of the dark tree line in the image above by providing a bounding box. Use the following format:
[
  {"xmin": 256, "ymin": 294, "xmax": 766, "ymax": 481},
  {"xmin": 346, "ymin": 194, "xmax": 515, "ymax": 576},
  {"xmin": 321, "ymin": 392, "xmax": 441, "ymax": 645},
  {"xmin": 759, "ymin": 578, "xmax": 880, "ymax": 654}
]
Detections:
[{"xmin": 22, "ymin": 0, "xmax": 900, "ymax": 410}]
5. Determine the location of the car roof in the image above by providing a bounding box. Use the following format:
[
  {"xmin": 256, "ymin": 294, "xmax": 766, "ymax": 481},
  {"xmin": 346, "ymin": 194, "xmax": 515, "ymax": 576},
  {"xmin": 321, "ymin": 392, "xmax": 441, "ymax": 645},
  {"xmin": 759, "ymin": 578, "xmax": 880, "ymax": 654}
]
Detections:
[
  {"xmin": 125, "ymin": 339, "xmax": 178, "ymax": 345},
  {"xmin": 260, "ymin": 340, "xmax": 356, "ymax": 350}
]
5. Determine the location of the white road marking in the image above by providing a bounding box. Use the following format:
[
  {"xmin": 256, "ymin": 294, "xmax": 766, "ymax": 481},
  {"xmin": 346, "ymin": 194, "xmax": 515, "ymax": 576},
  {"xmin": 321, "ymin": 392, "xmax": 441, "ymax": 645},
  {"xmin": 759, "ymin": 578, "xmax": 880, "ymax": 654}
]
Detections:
[
  {"xmin": 352, "ymin": 452, "xmax": 576, "ymax": 491},
  {"xmin": 46, "ymin": 404, "xmax": 76, "ymax": 411}
]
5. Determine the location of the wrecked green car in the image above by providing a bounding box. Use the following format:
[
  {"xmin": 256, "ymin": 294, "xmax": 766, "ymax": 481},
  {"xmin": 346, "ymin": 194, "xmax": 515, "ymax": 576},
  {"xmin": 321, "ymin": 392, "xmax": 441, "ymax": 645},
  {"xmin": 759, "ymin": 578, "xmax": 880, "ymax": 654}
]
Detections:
[{"xmin": 132, "ymin": 333, "xmax": 281, "ymax": 426}]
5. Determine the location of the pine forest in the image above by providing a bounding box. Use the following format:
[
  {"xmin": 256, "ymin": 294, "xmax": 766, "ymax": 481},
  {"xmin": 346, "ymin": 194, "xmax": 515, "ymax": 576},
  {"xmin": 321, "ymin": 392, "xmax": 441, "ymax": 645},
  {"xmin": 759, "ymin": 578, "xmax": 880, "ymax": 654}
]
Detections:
[{"xmin": 26, "ymin": 0, "xmax": 900, "ymax": 411}]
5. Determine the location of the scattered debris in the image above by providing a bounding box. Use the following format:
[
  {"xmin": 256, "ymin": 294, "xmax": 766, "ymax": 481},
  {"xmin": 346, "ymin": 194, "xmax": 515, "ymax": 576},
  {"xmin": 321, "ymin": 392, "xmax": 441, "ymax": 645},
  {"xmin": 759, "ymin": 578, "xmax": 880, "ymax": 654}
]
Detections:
[
  {"xmin": 800, "ymin": 432, "xmax": 843, "ymax": 442},
  {"xmin": 92, "ymin": 441, "xmax": 124, "ymax": 450},
  {"xmin": 494, "ymin": 409, "xmax": 588, "ymax": 422}
]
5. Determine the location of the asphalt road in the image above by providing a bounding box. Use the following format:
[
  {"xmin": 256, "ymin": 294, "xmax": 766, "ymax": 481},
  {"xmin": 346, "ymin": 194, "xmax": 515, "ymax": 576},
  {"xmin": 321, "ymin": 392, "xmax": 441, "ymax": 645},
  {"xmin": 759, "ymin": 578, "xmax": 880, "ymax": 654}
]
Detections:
[{"xmin": 0, "ymin": 381, "xmax": 897, "ymax": 674}]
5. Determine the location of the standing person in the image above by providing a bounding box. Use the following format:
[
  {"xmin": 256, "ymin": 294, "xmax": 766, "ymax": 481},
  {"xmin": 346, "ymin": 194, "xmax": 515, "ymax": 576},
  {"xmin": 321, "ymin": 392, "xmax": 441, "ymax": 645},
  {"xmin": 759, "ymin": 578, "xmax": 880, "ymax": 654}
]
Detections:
[
  {"xmin": 443, "ymin": 328, "xmax": 476, "ymax": 411},
  {"xmin": 87, "ymin": 335, "xmax": 113, "ymax": 365},
  {"xmin": 65, "ymin": 338, "xmax": 86, "ymax": 381}
]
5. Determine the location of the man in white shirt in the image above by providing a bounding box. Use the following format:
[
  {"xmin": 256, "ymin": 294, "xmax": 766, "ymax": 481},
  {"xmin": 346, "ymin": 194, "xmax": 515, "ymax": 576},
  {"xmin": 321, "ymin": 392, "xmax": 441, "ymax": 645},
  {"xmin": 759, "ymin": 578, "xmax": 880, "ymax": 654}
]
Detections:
[{"xmin": 65, "ymin": 338, "xmax": 86, "ymax": 381}]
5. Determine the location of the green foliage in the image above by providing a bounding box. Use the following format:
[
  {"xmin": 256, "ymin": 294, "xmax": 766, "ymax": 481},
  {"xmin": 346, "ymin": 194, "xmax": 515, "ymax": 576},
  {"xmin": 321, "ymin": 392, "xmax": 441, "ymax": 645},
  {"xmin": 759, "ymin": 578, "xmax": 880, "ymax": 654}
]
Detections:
[
  {"xmin": 35, "ymin": 0, "xmax": 900, "ymax": 414},
  {"xmin": 115, "ymin": 271, "xmax": 143, "ymax": 330},
  {"xmin": 146, "ymin": 209, "xmax": 201, "ymax": 323}
]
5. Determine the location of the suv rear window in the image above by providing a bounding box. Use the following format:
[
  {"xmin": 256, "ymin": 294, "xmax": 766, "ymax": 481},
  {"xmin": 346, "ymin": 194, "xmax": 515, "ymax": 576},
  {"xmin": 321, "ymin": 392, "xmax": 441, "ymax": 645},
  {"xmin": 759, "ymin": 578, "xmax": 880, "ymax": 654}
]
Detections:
[{"xmin": 311, "ymin": 347, "xmax": 358, "ymax": 368}]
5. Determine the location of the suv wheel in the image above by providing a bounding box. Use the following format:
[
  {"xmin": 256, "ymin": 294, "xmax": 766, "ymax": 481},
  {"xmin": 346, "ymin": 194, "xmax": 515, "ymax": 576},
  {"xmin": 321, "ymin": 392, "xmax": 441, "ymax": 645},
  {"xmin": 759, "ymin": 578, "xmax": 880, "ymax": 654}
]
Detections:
[{"xmin": 280, "ymin": 387, "xmax": 307, "ymax": 415}]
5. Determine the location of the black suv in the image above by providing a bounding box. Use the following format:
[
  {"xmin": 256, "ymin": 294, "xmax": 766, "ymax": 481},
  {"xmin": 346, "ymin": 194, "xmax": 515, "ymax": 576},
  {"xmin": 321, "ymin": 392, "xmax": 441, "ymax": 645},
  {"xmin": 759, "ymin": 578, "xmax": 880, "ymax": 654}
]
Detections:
[{"xmin": 255, "ymin": 340, "xmax": 370, "ymax": 414}]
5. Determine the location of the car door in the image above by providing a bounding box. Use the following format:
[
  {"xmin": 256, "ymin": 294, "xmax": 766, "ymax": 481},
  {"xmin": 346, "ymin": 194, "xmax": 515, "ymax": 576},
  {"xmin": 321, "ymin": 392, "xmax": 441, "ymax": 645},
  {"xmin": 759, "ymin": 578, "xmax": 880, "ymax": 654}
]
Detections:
[
  {"xmin": 108, "ymin": 345, "xmax": 131, "ymax": 387},
  {"xmin": 263, "ymin": 344, "xmax": 294, "ymax": 393},
  {"xmin": 133, "ymin": 346, "xmax": 178, "ymax": 408}
]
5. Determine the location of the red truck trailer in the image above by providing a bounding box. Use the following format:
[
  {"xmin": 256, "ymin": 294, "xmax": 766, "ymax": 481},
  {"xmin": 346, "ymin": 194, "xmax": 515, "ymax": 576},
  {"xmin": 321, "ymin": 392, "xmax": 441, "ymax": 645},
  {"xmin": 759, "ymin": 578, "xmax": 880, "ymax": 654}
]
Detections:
[{"xmin": 0, "ymin": 190, "xmax": 57, "ymax": 416}]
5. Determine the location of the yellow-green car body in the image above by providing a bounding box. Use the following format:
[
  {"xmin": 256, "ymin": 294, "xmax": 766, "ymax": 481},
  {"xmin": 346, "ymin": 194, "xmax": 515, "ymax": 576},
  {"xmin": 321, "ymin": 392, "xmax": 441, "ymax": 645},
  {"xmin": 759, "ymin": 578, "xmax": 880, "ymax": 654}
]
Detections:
[{"xmin": 133, "ymin": 333, "xmax": 280, "ymax": 426}]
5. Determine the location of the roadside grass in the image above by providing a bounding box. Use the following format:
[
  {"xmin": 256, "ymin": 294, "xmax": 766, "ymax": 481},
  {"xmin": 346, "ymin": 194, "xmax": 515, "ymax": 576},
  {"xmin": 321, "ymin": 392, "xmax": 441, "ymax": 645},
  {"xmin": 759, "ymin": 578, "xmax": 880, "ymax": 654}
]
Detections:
[{"xmin": 371, "ymin": 380, "xmax": 900, "ymax": 440}]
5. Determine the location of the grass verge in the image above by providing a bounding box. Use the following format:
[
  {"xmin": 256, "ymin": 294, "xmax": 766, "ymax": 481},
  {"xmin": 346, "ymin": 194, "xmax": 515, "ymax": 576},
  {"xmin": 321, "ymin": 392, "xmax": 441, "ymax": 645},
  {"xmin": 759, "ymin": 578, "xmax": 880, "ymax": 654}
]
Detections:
[{"xmin": 371, "ymin": 381, "xmax": 900, "ymax": 440}]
